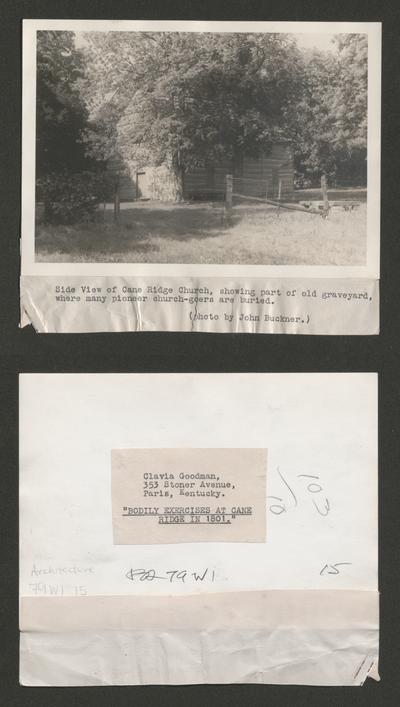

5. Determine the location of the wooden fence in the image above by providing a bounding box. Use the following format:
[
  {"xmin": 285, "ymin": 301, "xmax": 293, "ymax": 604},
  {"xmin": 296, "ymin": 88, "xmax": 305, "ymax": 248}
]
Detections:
[{"xmin": 224, "ymin": 174, "xmax": 330, "ymax": 222}]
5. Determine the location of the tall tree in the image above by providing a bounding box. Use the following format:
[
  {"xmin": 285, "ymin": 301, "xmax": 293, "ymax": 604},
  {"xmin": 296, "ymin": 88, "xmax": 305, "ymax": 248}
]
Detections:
[
  {"xmin": 36, "ymin": 30, "xmax": 90, "ymax": 178},
  {"xmin": 81, "ymin": 32, "xmax": 304, "ymax": 200},
  {"xmin": 289, "ymin": 48, "xmax": 338, "ymax": 185},
  {"xmin": 290, "ymin": 34, "xmax": 368, "ymax": 186},
  {"xmin": 331, "ymin": 34, "xmax": 368, "ymax": 184}
]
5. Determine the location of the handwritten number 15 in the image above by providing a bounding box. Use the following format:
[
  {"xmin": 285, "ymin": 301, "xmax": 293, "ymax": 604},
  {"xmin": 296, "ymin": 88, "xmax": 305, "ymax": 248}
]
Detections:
[{"xmin": 320, "ymin": 562, "xmax": 352, "ymax": 576}]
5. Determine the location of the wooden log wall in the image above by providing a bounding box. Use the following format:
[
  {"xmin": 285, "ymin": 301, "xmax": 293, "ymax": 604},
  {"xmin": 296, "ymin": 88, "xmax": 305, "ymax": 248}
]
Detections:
[
  {"xmin": 106, "ymin": 144, "xmax": 294, "ymax": 202},
  {"xmin": 183, "ymin": 145, "xmax": 294, "ymax": 201}
]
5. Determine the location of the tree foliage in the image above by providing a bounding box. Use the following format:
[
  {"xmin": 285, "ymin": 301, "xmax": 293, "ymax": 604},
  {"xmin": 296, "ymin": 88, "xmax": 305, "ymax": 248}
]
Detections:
[
  {"xmin": 291, "ymin": 34, "xmax": 368, "ymax": 186},
  {"xmin": 36, "ymin": 30, "xmax": 369, "ymax": 211},
  {"xmin": 330, "ymin": 34, "xmax": 368, "ymax": 184},
  {"xmin": 80, "ymin": 32, "xmax": 304, "ymax": 199},
  {"xmin": 36, "ymin": 30, "xmax": 91, "ymax": 178}
]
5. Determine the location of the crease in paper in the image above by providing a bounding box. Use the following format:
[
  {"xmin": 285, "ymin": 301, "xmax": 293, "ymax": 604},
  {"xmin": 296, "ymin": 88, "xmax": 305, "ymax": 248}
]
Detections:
[
  {"xmin": 20, "ymin": 627, "xmax": 379, "ymax": 686},
  {"xmin": 20, "ymin": 276, "xmax": 379, "ymax": 334}
]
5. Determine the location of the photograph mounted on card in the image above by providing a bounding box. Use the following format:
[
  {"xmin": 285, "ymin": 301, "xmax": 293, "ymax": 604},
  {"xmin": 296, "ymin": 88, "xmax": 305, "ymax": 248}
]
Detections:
[
  {"xmin": 20, "ymin": 373, "xmax": 379, "ymax": 686},
  {"xmin": 111, "ymin": 448, "xmax": 267, "ymax": 543},
  {"xmin": 21, "ymin": 20, "xmax": 381, "ymax": 334}
]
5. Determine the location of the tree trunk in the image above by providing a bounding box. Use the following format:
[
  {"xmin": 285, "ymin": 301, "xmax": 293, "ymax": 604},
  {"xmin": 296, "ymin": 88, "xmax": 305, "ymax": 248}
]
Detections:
[{"xmin": 171, "ymin": 155, "xmax": 185, "ymax": 202}]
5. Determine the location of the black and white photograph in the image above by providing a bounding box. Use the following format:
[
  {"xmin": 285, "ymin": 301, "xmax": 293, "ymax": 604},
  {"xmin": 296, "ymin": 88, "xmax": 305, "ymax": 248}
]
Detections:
[{"xmin": 29, "ymin": 24, "xmax": 377, "ymax": 267}]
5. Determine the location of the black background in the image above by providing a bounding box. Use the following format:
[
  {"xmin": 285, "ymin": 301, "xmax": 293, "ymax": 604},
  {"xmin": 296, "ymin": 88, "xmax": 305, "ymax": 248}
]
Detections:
[{"xmin": 1, "ymin": 1, "xmax": 399, "ymax": 705}]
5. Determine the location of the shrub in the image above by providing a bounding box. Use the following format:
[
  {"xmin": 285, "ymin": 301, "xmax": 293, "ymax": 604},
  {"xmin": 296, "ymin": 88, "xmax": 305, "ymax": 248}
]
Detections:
[{"xmin": 36, "ymin": 171, "xmax": 110, "ymax": 224}]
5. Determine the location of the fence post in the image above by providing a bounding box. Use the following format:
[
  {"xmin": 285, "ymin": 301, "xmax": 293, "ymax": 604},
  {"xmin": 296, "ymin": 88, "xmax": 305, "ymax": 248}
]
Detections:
[
  {"xmin": 277, "ymin": 178, "xmax": 282, "ymax": 217},
  {"xmin": 226, "ymin": 174, "xmax": 233, "ymax": 208},
  {"xmin": 321, "ymin": 174, "xmax": 329, "ymax": 217},
  {"xmin": 265, "ymin": 180, "xmax": 268, "ymax": 200},
  {"xmin": 114, "ymin": 174, "xmax": 120, "ymax": 223},
  {"xmin": 224, "ymin": 174, "xmax": 233, "ymax": 226}
]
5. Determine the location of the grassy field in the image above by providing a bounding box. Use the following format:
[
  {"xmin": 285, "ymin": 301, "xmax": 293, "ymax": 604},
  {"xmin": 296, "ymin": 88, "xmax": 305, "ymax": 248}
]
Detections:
[{"xmin": 35, "ymin": 200, "xmax": 367, "ymax": 265}]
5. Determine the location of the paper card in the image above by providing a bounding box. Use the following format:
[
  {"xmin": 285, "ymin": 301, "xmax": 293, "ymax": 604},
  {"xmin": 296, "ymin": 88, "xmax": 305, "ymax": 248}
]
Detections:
[
  {"xmin": 19, "ymin": 373, "xmax": 379, "ymax": 686},
  {"xmin": 111, "ymin": 448, "xmax": 267, "ymax": 543}
]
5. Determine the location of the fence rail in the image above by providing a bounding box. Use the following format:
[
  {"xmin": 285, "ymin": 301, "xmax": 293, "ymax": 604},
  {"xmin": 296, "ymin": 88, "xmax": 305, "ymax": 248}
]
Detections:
[
  {"xmin": 232, "ymin": 192, "xmax": 324, "ymax": 216},
  {"xmin": 232, "ymin": 176, "xmax": 270, "ymax": 184},
  {"xmin": 224, "ymin": 173, "xmax": 330, "ymax": 220}
]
